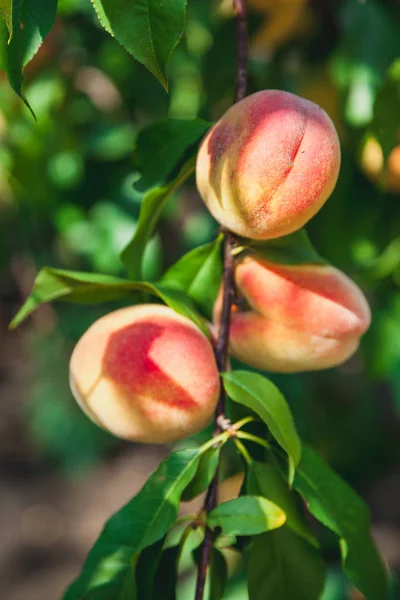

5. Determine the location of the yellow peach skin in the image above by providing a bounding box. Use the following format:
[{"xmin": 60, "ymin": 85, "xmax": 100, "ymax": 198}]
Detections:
[
  {"xmin": 360, "ymin": 136, "xmax": 400, "ymax": 194},
  {"xmin": 196, "ymin": 90, "xmax": 341, "ymax": 240},
  {"xmin": 213, "ymin": 255, "xmax": 370, "ymax": 373},
  {"xmin": 70, "ymin": 305, "xmax": 220, "ymax": 443}
]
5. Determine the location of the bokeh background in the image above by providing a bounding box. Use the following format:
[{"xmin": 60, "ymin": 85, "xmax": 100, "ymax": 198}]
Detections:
[{"xmin": 1, "ymin": 0, "xmax": 400, "ymax": 598}]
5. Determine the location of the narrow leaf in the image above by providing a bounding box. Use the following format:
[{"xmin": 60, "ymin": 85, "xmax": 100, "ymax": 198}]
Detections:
[
  {"xmin": 90, "ymin": 0, "xmax": 187, "ymax": 89},
  {"xmin": 133, "ymin": 118, "xmax": 211, "ymax": 192},
  {"xmin": 222, "ymin": 371, "xmax": 301, "ymax": 483},
  {"xmin": 135, "ymin": 538, "xmax": 165, "ymax": 600},
  {"xmin": 209, "ymin": 547, "xmax": 228, "ymax": 600},
  {"xmin": 10, "ymin": 268, "xmax": 207, "ymax": 336},
  {"xmin": 161, "ymin": 238, "xmax": 223, "ymax": 319},
  {"xmin": 294, "ymin": 446, "xmax": 388, "ymax": 600},
  {"xmin": 181, "ymin": 446, "xmax": 220, "ymax": 502},
  {"xmin": 121, "ymin": 158, "xmax": 195, "ymax": 281},
  {"xmin": 152, "ymin": 545, "xmax": 180, "ymax": 600},
  {"xmin": 63, "ymin": 448, "xmax": 201, "ymax": 600},
  {"xmin": 248, "ymin": 528, "xmax": 326, "ymax": 600},
  {"xmin": 247, "ymin": 462, "xmax": 317, "ymax": 546},
  {"xmin": 207, "ymin": 495, "xmax": 286, "ymax": 536}
]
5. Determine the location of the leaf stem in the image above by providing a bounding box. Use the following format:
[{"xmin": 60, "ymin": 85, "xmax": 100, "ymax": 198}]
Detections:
[
  {"xmin": 232, "ymin": 415, "xmax": 255, "ymax": 430},
  {"xmin": 200, "ymin": 431, "xmax": 230, "ymax": 453},
  {"xmin": 194, "ymin": 3, "xmax": 248, "ymax": 599},
  {"xmin": 236, "ymin": 431, "xmax": 271, "ymax": 450},
  {"xmin": 234, "ymin": 438, "xmax": 252, "ymax": 466}
]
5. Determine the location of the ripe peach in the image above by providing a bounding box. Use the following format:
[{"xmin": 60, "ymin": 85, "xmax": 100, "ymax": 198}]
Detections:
[
  {"xmin": 360, "ymin": 136, "xmax": 400, "ymax": 194},
  {"xmin": 70, "ymin": 304, "xmax": 220, "ymax": 443},
  {"xmin": 213, "ymin": 255, "xmax": 370, "ymax": 372},
  {"xmin": 196, "ymin": 90, "xmax": 340, "ymax": 240}
]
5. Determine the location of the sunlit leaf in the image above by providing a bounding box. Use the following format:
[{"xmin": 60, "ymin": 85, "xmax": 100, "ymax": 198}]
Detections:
[
  {"xmin": 63, "ymin": 448, "xmax": 201, "ymax": 600},
  {"xmin": 90, "ymin": 0, "xmax": 187, "ymax": 89},
  {"xmin": 10, "ymin": 267, "xmax": 207, "ymax": 335},
  {"xmin": 207, "ymin": 495, "xmax": 286, "ymax": 536},
  {"xmin": 222, "ymin": 371, "xmax": 301, "ymax": 483},
  {"xmin": 247, "ymin": 462, "xmax": 317, "ymax": 546}
]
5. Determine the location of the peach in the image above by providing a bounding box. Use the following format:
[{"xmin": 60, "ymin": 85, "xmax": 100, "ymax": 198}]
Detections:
[
  {"xmin": 196, "ymin": 90, "xmax": 340, "ymax": 240},
  {"xmin": 69, "ymin": 304, "xmax": 220, "ymax": 443},
  {"xmin": 213, "ymin": 255, "xmax": 370, "ymax": 372},
  {"xmin": 360, "ymin": 136, "xmax": 400, "ymax": 194}
]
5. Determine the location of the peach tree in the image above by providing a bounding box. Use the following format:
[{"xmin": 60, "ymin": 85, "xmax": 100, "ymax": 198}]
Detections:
[{"xmin": 2, "ymin": 1, "xmax": 389, "ymax": 599}]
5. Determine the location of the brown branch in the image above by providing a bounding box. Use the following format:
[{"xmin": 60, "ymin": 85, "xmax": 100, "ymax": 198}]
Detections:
[
  {"xmin": 234, "ymin": 0, "xmax": 248, "ymax": 104},
  {"xmin": 194, "ymin": 2, "xmax": 248, "ymax": 598}
]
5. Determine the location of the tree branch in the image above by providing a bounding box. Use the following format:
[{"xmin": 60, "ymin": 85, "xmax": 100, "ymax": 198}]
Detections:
[
  {"xmin": 194, "ymin": 2, "xmax": 248, "ymax": 598},
  {"xmin": 234, "ymin": 0, "xmax": 248, "ymax": 104}
]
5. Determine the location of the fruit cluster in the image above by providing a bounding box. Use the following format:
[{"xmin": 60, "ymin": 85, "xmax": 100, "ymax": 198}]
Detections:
[{"xmin": 70, "ymin": 90, "xmax": 370, "ymax": 443}]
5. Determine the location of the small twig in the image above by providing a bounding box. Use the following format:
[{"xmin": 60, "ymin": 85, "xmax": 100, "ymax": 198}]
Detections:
[{"xmin": 194, "ymin": 2, "xmax": 248, "ymax": 598}]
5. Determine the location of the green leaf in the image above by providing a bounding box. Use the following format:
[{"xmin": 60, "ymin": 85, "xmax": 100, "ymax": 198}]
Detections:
[
  {"xmin": 236, "ymin": 229, "xmax": 326, "ymax": 267},
  {"xmin": 90, "ymin": 0, "xmax": 187, "ymax": 89},
  {"xmin": 121, "ymin": 158, "xmax": 195, "ymax": 281},
  {"xmin": 248, "ymin": 528, "xmax": 326, "ymax": 600},
  {"xmin": 135, "ymin": 538, "xmax": 165, "ymax": 600},
  {"xmin": 209, "ymin": 547, "xmax": 228, "ymax": 600},
  {"xmin": 161, "ymin": 238, "xmax": 223, "ymax": 319},
  {"xmin": 207, "ymin": 495, "xmax": 286, "ymax": 536},
  {"xmin": 63, "ymin": 448, "xmax": 201, "ymax": 600},
  {"xmin": 0, "ymin": 0, "xmax": 14, "ymax": 36},
  {"xmin": 0, "ymin": 0, "xmax": 57, "ymax": 110},
  {"xmin": 10, "ymin": 268, "xmax": 207, "ymax": 336},
  {"xmin": 222, "ymin": 371, "xmax": 301, "ymax": 484},
  {"xmin": 247, "ymin": 462, "xmax": 317, "ymax": 546},
  {"xmin": 294, "ymin": 446, "xmax": 388, "ymax": 600},
  {"xmin": 181, "ymin": 446, "xmax": 220, "ymax": 502},
  {"xmin": 133, "ymin": 118, "xmax": 211, "ymax": 192},
  {"xmin": 152, "ymin": 545, "xmax": 180, "ymax": 600}
]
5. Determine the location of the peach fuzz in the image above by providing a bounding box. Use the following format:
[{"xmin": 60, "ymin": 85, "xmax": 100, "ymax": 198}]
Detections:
[
  {"xmin": 69, "ymin": 304, "xmax": 220, "ymax": 444},
  {"xmin": 213, "ymin": 255, "xmax": 371, "ymax": 373},
  {"xmin": 196, "ymin": 90, "xmax": 340, "ymax": 240}
]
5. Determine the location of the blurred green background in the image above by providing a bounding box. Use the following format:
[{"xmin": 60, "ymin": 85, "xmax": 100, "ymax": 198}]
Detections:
[{"xmin": 1, "ymin": 0, "xmax": 400, "ymax": 598}]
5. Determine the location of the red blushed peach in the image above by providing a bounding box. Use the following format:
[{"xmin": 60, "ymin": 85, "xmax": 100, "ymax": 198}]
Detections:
[
  {"xmin": 196, "ymin": 90, "xmax": 340, "ymax": 240},
  {"xmin": 70, "ymin": 305, "xmax": 220, "ymax": 443},
  {"xmin": 213, "ymin": 256, "xmax": 370, "ymax": 373}
]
